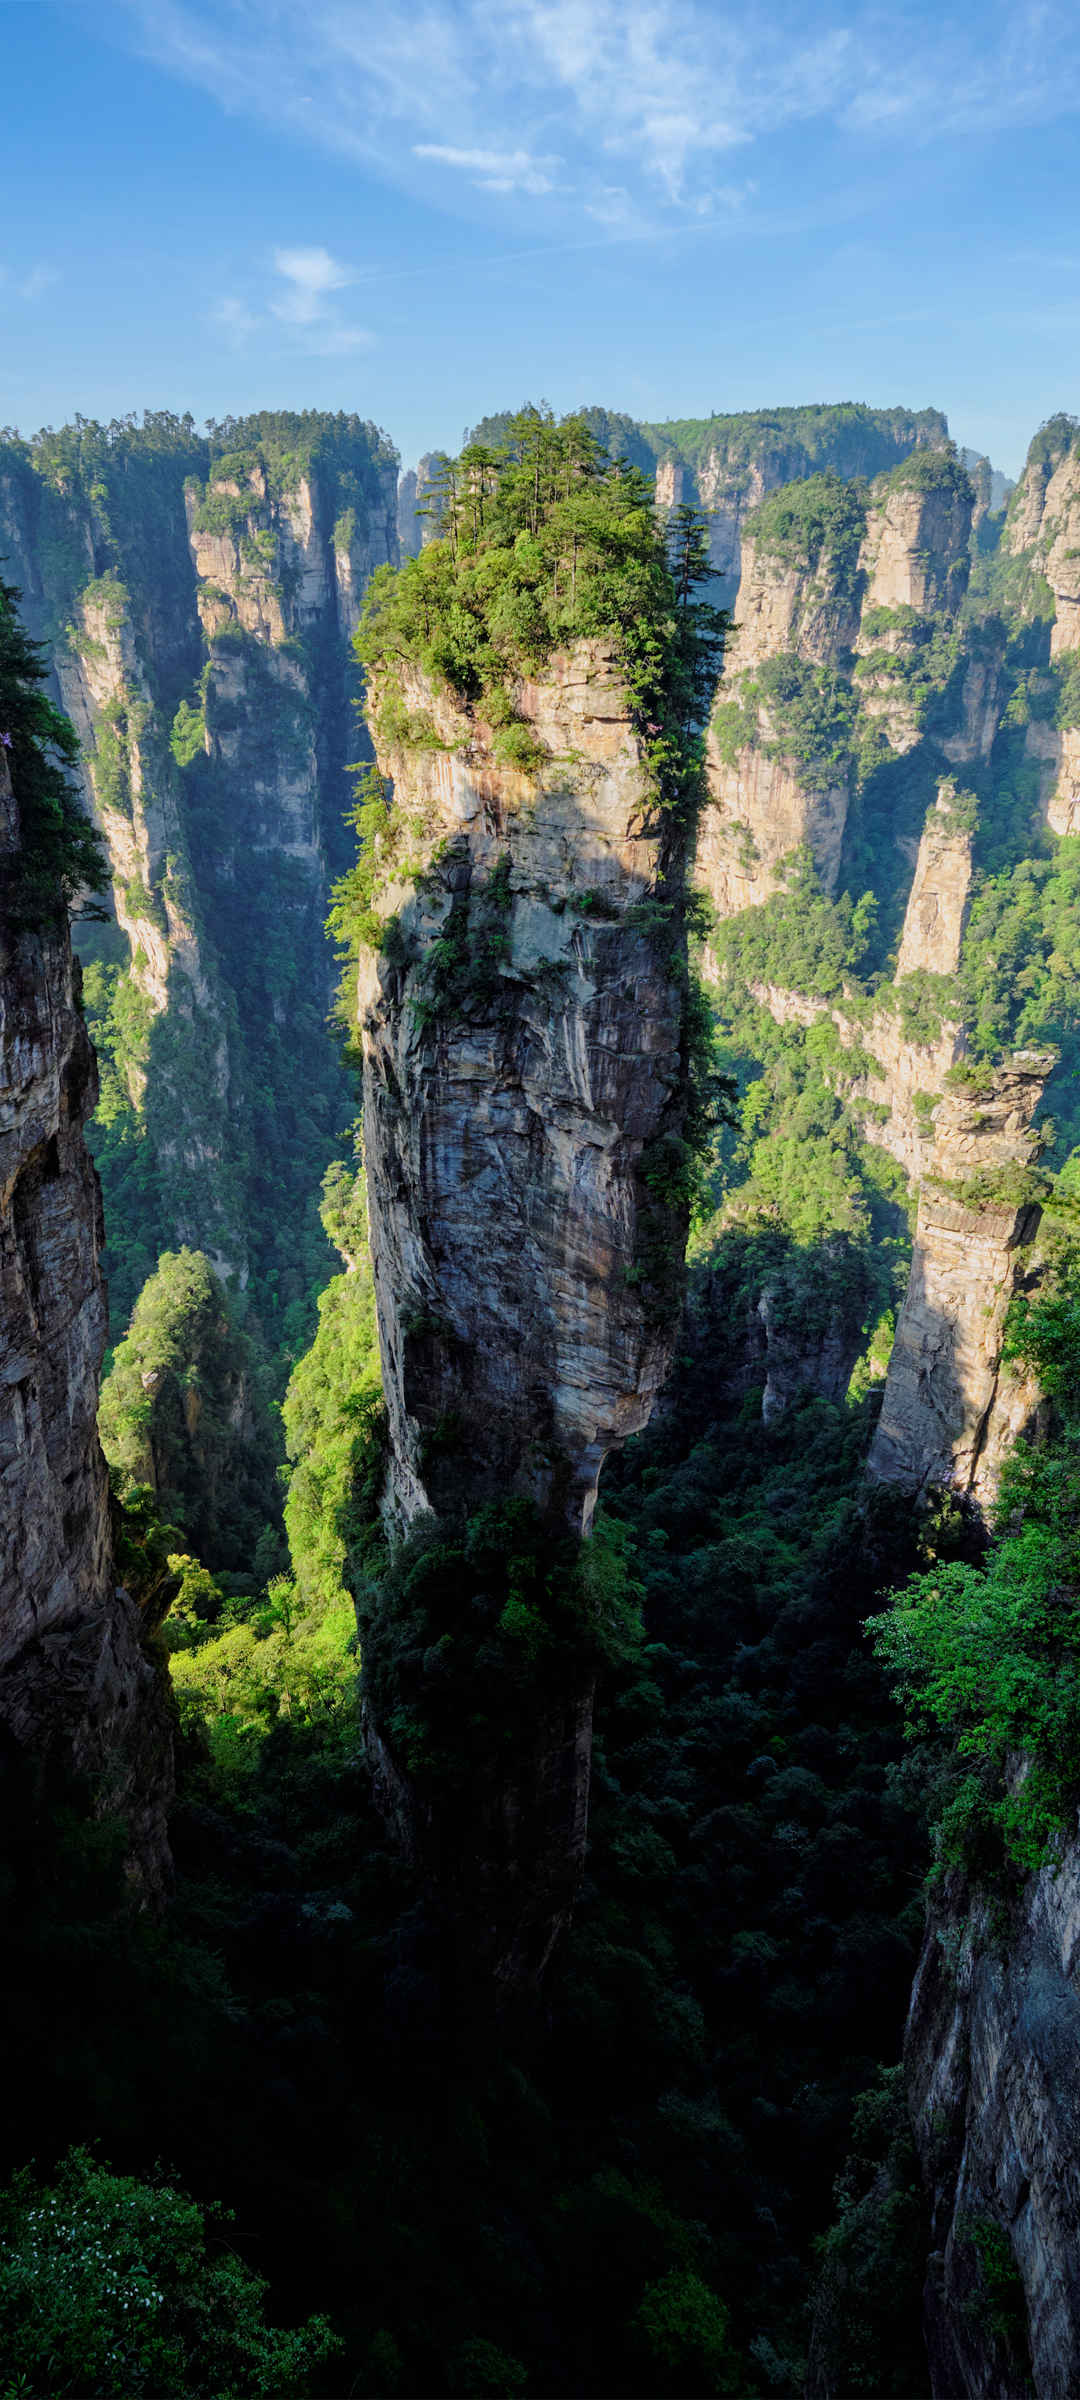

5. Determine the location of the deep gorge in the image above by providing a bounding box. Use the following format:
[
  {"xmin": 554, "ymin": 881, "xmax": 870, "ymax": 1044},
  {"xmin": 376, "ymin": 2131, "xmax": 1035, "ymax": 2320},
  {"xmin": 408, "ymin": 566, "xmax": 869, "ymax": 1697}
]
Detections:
[{"xmin": 3, "ymin": 397, "xmax": 1080, "ymax": 2397}]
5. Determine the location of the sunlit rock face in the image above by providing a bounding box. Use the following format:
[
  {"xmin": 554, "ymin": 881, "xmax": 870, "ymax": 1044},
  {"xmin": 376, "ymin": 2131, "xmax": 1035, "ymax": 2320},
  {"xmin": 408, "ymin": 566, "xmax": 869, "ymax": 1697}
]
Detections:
[
  {"xmin": 0, "ymin": 425, "xmax": 399, "ymax": 1290},
  {"xmin": 696, "ymin": 460, "xmax": 973, "ymax": 922},
  {"xmin": 356, "ymin": 642, "xmax": 692, "ymax": 1998},
  {"xmin": 0, "ymin": 751, "xmax": 172, "ymax": 1895},
  {"xmin": 358, "ymin": 643, "xmax": 689, "ymax": 1539},
  {"xmin": 894, "ymin": 783, "xmax": 973, "ymax": 979},
  {"xmin": 866, "ymin": 1053, "xmax": 1052, "ymax": 1509}
]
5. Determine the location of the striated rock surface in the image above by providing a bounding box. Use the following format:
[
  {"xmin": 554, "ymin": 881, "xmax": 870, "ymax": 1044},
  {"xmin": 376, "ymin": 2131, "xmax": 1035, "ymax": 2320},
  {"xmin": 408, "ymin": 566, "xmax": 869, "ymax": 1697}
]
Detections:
[
  {"xmin": 700, "ymin": 736, "xmax": 849, "ymax": 914},
  {"xmin": 356, "ymin": 640, "xmax": 692, "ymax": 1996},
  {"xmin": 0, "ymin": 750, "xmax": 172, "ymax": 1892},
  {"xmin": 697, "ymin": 456, "xmax": 973, "ymax": 921},
  {"xmin": 867, "ymin": 1054, "xmax": 1052, "ymax": 1506},
  {"xmin": 1003, "ymin": 419, "xmax": 1080, "ymax": 656},
  {"xmin": 359, "ymin": 644, "xmax": 688, "ymax": 1537},
  {"xmin": 0, "ymin": 416, "xmax": 398, "ymax": 1315},
  {"xmin": 860, "ymin": 470, "xmax": 972, "ymax": 617},
  {"xmin": 895, "ymin": 784, "xmax": 974, "ymax": 979},
  {"xmin": 652, "ymin": 403, "xmax": 948, "ymax": 598},
  {"xmin": 906, "ymin": 1836, "xmax": 1080, "ymax": 2398}
]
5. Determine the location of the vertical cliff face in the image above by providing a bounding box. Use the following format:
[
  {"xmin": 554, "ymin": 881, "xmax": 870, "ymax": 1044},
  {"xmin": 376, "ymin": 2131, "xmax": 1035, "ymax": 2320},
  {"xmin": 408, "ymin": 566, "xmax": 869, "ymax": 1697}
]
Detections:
[
  {"xmin": 860, "ymin": 471, "xmax": 973, "ymax": 616},
  {"xmin": 698, "ymin": 456, "xmax": 974, "ymax": 921},
  {"xmin": 395, "ymin": 454, "xmax": 446, "ymax": 559},
  {"xmin": 1002, "ymin": 417, "xmax": 1080, "ymax": 656},
  {"xmin": 646, "ymin": 403, "xmax": 949, "ymax": 598},
  {"xmin": 700, "ymin": 484, "xmax": 864, "ymax": 913},
  {"xmin": 0, "ymin": 414, "xmax": 399, "ymax": 1334},
  {"xmin": 867, "ymin": 1054, "xmax": 1051, "ymax": 1506},
  {"xmin": 359, "ymin": 646, "xmax": 688, "ymax": 1537},
  {"xmin": 894, "ymin": 784, "xmax": 974, "ymax": 978},
  {"xmin": 905, "ymin": 1838, "xmax": 1080, "ymax": 2400},
  {"xmin": 352, "ymin": 628, "xmax": 693, "ymax": 1998},
  {"xmin": 0, "ymin": 748, "xmax": 171, "ymax": 1891}
]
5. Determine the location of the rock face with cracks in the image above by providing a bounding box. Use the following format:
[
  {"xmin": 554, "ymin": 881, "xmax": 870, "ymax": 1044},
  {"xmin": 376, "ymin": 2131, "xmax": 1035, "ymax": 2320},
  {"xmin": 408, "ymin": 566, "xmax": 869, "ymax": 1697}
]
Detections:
[
  {"xmin": 906, "ymin": 1836, "xmax": 1080, "ymax": 2399},
  {"xmin": 358, "ymin": 643, "xmax": 690, "ymax": 1539},
  {"xmin": 0, "ymin": 750, "xmax": 172, "ymax": 1895},
  {"xmin": 355, "ymin": 643, "xmax": 692, "ymax": 1996},
  {"xmin": 867, "ymin": 1053, "xmax": 1053, "ymax": 1508}
]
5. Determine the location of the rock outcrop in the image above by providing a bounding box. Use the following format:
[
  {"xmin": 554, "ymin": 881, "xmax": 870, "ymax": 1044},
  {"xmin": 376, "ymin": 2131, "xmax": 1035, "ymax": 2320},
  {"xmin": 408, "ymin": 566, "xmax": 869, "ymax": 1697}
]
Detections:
[
  {"xmin": 359, "ymin": 644, "xmax": 688, "ymax": 1536},
  {"xmin": 0, "ymin": 749, "xmax": 172, "ymax": 1893},
  {"xmin": 860, "ymin": 469, "xmax": 972, "ymax": 618},
  {"xmin": 867, "ymin": 1054, "xmax": 1052, "ymax": 1506},
  {"xmin": 905, "ymin": 1836, "xmax": 1080, "ymax": 2398},
  {"xmin": 649, "ymin": 403, "xmax": 948, "ymax": 598},
  {"xmin": 355, "ymin": 643, "xmax": 692, "ymax": 1995},
  {"xmin": 697, "ymin": 456, "xmax": 973, "ymax": 920},
  {"xmin": 895, "ymin": 784, "xmax": 974, "ymax": 979}
]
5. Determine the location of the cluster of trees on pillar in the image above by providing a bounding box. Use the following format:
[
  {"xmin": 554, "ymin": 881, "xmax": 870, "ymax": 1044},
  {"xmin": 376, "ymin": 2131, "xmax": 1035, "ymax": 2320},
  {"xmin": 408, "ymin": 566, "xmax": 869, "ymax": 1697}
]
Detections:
[{"xmin": 357, "ymin": 403, "xmax": 729, "ymax": 812}]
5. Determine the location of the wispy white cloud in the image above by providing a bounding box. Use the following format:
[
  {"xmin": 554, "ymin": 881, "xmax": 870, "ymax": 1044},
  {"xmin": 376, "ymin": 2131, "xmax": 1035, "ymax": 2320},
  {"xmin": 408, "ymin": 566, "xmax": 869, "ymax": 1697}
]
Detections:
[
  {"xmin": 271, "ymin": 243, "xmax": 355, "ymax": 323},
  {"xmin": 210, "ymin": 246, "xmax": 372, "ymax": 353},
  {"xmin": 213, "ymin": 295, "xmax": 260, "ymax": 346},
  {"xmin": 109, "ymin": 0, "xmax": 1080, "ymax": 231},
  {"xmin": 0, "ymin": 263, "xmax": 59, "ymax": 302},
  {"xmin": 415, "ymin": 143, "xmax": 560, "ymax": 194}
]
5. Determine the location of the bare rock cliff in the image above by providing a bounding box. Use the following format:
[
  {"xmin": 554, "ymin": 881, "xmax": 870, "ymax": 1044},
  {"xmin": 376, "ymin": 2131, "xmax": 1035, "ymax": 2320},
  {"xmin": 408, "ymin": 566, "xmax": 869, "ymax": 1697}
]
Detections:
[
  {"xmin": 359, "ymin": 644, "xmax": 688, "ymax": 1537},
  {"xmin": 697, "ymin": 461, "xmax": 972, "ymax": 922},
  {"xmin": 0, "ymin": 751, "xmax": 172, "ymax": 1891},
  {"xmin": 895, "ymin": 784, "xmax": 974, "ymax": 979},
  {"xmin": 867, "ymin": 1054, "xmax": 1052, "ymax": 1506},
  {"xmin": 906, "ymin": 1836, "xmax": 1080, "ymax": 2398}
]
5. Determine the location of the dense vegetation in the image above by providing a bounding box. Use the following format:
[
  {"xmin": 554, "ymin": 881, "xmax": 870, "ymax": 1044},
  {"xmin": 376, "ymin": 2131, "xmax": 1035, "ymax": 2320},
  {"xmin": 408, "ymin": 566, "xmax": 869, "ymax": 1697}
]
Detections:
[
  {"xmin": 872, "ymin": 1255, "xmax": 1080, "ymax": 1874},
  {"xmin": 1, "ymin": 408, "xmax": 394, "ymax": 1355},
  {"xmin": 0, "ymin": 1207, "xmax": 935, "ymax": 2398},
  {"xmin": 0, "ymin": 575, "xmax": 106, "ymax": 926},
  {"xmin": 356, "ymin": 404, "xmax": 727, "ymax": 815}
]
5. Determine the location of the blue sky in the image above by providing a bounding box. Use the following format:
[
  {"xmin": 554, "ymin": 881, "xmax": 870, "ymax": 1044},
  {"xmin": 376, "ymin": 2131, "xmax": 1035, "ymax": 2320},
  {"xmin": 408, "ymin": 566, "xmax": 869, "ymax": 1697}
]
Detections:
[{"xmin": 4, "ymin": 0, "xmax": 1080, "ymax": 475}]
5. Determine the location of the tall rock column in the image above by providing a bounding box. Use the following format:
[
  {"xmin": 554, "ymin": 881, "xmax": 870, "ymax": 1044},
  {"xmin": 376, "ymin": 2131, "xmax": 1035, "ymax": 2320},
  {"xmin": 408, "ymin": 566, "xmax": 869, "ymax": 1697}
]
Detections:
[
  {"xmin": 359, "ymin": 646, "xmax": 688, "ymax": 1536},
  {"xmin": 867, "ymin": 1052, "xmax": 1053, "ymax": 1506},
  {"xmin": 0, "ymin": 746, "xmax": 172, "ymax": 1892},
  {"xmin": 355, "ymin": 644, "xmax": 693, "ymax": 1994}
]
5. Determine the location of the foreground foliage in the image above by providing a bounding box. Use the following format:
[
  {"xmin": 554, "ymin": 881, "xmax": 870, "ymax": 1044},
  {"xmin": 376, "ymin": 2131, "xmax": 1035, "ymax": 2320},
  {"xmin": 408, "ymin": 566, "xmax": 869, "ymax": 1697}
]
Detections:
[
  {"xmin": 871, "ymin": 1259, "xmax": 1080, "ymax": 1872},
  {"xmin": 0, "ymin": 576, "xmax": 106, "ymax": 927},
  {"xmin": 0, "ymin": 2149, "xmax": 339, "ymax": 2398}
]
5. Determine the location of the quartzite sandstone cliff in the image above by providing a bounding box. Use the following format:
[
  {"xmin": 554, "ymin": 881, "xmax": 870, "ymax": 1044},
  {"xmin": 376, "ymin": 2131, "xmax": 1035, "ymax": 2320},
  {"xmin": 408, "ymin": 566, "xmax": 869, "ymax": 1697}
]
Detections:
[
  {"xmin": 356, "ymin": 642, "xmax": 692, "ymax": 1993},
  {"xmin": 906, "ymin": 1835, "xmax": 1080, "ymax": 2400},
  {"xmin": 359, "ymin": 645, "xmax": 689, "ymax": 1538},
  {"xmin": 867, "ymin": 1054, "xmax": 1051, "ymax": 1508},
  {"xmin": 0, "ymin": 750, "xmax": 171, "ymax": 1890}
]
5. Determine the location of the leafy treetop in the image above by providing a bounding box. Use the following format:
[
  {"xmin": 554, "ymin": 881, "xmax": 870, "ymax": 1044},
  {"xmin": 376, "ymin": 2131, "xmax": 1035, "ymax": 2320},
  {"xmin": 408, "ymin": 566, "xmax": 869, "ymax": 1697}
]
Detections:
[
  {"xmin": 0, "ymin": 575, "xmax": 107, "ymax": 927},
  {"xmin": 356, "ymin": 404, "xmax": 729, "ymax": 814}
]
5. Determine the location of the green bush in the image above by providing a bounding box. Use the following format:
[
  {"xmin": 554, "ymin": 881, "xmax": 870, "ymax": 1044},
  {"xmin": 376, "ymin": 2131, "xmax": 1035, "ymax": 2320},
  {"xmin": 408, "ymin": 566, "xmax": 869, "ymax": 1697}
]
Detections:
[
  {"xmin": 870, "ymin": 1266, "xmax": 1080, "ymax": 1870},
  {"xmin": 0, "ymin": 2148, "xmax": 340, "ymax": 2397},
  {"xmin": 0, "ymin": 577, "xmax": 107, "ymax": 926}
]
